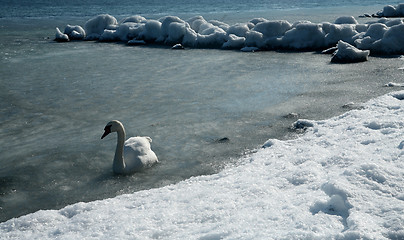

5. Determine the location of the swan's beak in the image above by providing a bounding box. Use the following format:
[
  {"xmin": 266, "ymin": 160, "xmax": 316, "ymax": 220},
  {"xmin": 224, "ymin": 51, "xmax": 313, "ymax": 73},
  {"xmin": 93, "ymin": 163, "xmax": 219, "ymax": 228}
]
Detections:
[{"xmin": 101, "ymin": 126, "xmax": 111, "ymax": 139}]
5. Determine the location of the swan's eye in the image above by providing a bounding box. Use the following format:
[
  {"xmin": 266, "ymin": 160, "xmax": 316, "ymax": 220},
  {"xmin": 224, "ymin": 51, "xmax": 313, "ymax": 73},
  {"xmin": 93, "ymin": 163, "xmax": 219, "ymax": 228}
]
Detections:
[{"xmin": 104, "ymin": 125, "xmax": 112, "ymax": 131}]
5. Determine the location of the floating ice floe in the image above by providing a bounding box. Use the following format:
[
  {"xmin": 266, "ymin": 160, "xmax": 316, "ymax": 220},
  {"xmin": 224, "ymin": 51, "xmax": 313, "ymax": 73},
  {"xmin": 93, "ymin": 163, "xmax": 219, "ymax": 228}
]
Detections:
[
  {"xmin": 55, "ymin": 10, "xmax": 404, "ymax": 58},
  {"xmin": 331, "ymin": 40, "xmax": 370, "ymax": 63}
]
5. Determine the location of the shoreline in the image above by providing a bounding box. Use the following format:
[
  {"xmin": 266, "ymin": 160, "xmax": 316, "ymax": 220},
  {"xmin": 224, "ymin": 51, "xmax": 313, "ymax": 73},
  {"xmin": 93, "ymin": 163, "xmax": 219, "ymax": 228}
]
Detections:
[{"xmin": 2, "ymin": 88, "xmax": 403, "ymax": 238}]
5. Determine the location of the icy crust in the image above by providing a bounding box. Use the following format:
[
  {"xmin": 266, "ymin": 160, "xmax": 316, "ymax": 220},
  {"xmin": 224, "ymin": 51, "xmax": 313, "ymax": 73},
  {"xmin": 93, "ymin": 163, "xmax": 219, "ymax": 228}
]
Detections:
[
  {"xmin": 56, "ymin": 13, "xmax": 404, "ymax": 56},
  {"xmin": 2, "ymin": 91, "xmax": 404, "ymax": 239}
]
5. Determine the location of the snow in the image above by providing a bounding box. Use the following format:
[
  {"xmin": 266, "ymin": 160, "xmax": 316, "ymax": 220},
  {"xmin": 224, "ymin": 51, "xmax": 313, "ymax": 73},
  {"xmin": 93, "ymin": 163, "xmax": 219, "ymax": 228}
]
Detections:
[
  {"xmin": 55, "ymin": 12, "xmax": 404, "ymax": 56},
  {"xmin": 2, "ymin": 88, "xmax": 404, "ymax": 239}
]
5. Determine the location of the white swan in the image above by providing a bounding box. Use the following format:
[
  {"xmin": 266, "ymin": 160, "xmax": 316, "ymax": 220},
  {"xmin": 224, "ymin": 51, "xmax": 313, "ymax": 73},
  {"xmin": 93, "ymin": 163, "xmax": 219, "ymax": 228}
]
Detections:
[{"xmin": 101, "ymin": 120, "xmax": 158, "ymax": 174}]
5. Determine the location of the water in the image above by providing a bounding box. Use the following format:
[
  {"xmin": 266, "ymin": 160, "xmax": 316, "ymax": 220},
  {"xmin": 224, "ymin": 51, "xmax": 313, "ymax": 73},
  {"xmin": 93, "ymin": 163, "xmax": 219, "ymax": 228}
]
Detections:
[
  {"xmin": 1, "ymin": 0, "xmax": 403, "ymax": 222},
  {"xmin": 0, "ymin": 0, "xmax": 395, "ymax": 19}
]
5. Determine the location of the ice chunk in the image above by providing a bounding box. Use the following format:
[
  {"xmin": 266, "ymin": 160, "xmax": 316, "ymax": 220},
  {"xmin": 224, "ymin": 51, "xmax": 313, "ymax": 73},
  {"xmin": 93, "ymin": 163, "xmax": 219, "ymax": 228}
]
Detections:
[
  {"xmin": 171, "ymin": 43, "xmax": 184, "ymax": 49},
  {"xmin": 292, "ymin": 119, "xmax": 315, "ymax": 129},
  {"xmin": 121, "ymin": 15, "xmax": 146, "ymax": 24},
  {"xmin": 380, "ymin": 24, "xmax": 404, "ymax": 54},
  {"xmin": 222, "ymin": 34, "xmax": 245, "ymax": 49},
  {"xmin": 54, "ymin": 27, "xmax": 69, "ymax": 42},
  {"xmin": 331, "ymin": 40, "xmax": 369, "ymax": 63},
  {"xmin": 382, "ymin": 5, "xmax": 398, "ymax": 17},
  {"xmin": 84, "ymin": 14, "xmax": 118, "ymax": 40},
  {"xmin": 252, "ymin": 20, "xmax": 292, "ymax": 39},
  {"xmin": 64, "ymin": 25, "xmax": 85, "ymax": 40},
  {"xmin": 99, "ymin": 29, "xmax": 119, "ymax": 42},
  {"xmin": 325, "ymin": 24, "xmax": 358, "ymax": 46},
  {"xmin": 244, "ymin": 30, "xmax": 264, "ymax": 48},
  {"xmin": 240, "ymin": 46, "xmax": 259, "ymax": 52},
  {"xmin": 158, "ymin": 16, "xmax": 187, "ymax": 43},
  {"xmin": 227, "ymin": 23, "xmax": 251, "ymax": 37},
  {"xmin": 279, "ymin": 22, "xmax": 326, "ymax": 50},
  {"xmin": 354, "ymin": 23, "xmax": 388, "ymax": 50},
  {"xmin": 116, "ymin": 22, "xmax": 145, "ymax": 42},
  {"xmin": 334, "ymin": 16, "xmax": 358, "ymax": 25}
]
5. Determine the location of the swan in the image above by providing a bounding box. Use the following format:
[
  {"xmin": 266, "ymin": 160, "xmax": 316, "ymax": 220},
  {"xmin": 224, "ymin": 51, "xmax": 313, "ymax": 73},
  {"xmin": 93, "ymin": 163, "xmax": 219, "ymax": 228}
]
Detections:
[{"xmin": 101, "ymin": 120, "xmax": 158, "ymax": 174}]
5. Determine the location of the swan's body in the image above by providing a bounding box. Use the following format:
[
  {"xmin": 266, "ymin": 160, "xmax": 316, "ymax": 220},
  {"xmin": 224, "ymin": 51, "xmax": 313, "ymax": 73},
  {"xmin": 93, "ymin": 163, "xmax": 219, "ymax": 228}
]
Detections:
[{"xmin": 101, "ymin": 120, "xmax": 158, "ymax": 174}]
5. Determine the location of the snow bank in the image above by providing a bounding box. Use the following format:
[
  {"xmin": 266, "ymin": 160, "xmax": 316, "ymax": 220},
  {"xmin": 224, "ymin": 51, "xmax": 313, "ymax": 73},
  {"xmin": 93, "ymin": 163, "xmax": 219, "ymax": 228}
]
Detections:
[
  {"xmin": 331, "ymin": 40, "xmax": 370, "ymax": 63},
  {"xmin": 2, "ymin": 90, "xmax": 404, "ymax": 239},
  {"xmin": 55, "ymin": 13, "xmax": 404, "ymax": 55}
]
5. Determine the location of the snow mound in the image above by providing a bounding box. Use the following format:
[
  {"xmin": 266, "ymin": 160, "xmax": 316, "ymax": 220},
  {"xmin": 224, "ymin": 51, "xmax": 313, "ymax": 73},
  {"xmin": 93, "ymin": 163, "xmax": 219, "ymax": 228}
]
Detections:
[{"xmin": 331, "ymin": 40, "xmax": 369, "ymax": 63}]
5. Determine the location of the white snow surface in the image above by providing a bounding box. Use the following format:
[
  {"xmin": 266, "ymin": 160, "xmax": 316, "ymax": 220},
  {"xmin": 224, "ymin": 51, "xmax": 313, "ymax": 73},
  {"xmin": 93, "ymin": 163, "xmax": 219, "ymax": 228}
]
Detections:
[
  {"xmin": 2, "ymin": 90, "xmax": 404, "ymax": 239},
  {"xmin": 57, "ymin": 11, "xmax": 404, "ymax": 55}
]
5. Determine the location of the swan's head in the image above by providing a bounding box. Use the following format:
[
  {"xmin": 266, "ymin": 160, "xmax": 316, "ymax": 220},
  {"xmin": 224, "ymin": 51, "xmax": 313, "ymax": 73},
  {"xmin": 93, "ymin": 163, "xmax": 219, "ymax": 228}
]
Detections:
[{"xmin": 101, "ymin": 120, "xmax": 124, "ymax": 139}]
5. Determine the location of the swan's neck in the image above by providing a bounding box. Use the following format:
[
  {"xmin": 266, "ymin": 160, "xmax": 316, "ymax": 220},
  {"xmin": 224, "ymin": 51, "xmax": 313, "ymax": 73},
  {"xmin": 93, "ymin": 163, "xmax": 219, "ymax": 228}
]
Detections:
[{"xmin": 113, "ymin": 126, "xmax": 126, "ymax": 173}]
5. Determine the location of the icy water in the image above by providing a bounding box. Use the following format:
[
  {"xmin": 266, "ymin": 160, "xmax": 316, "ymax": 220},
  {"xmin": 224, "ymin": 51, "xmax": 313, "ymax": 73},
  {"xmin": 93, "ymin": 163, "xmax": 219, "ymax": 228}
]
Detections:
[{"xmin": 1, "ymin": 1, "xmax": 404, "ymax": 222}]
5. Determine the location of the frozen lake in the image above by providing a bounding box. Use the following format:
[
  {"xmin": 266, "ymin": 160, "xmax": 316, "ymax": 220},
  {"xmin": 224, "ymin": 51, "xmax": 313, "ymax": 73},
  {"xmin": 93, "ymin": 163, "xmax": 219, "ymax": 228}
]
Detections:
[{"xmin": 1, "ymin": 2, "xmax": 403, "ymax": 222}]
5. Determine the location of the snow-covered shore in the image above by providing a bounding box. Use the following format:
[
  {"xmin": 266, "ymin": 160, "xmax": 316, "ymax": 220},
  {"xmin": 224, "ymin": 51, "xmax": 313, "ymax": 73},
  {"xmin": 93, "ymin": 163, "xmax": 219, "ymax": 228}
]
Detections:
[{"xmin": 2, "ymin": 90, "xmax": 404, "ymax": 239}]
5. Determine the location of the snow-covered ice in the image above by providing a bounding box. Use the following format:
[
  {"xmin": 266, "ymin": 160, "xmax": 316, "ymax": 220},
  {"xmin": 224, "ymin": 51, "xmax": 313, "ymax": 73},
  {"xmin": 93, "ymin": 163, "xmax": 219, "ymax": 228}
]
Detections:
[{"xmin": 2, "ymin": 89, "xmax": 404, "ymax": 239}]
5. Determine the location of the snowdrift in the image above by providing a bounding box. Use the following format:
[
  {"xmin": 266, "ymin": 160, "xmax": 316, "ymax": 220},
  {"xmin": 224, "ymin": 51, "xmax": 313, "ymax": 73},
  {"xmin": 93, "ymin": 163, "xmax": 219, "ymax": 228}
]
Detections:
[{"xmin": 56, "ymin": 10, "xmax": 404, "ymax": 56}]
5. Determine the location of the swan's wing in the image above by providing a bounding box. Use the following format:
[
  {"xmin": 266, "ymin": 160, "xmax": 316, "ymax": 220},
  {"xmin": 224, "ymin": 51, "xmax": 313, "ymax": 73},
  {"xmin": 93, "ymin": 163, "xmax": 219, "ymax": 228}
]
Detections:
[
  {"xmin": 123, "ymin": 145, "xmax": 144, "ymax": 171},
  {"xmin": 124, "ymin": 137, "xmax": 158, "ymax": 170}
]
